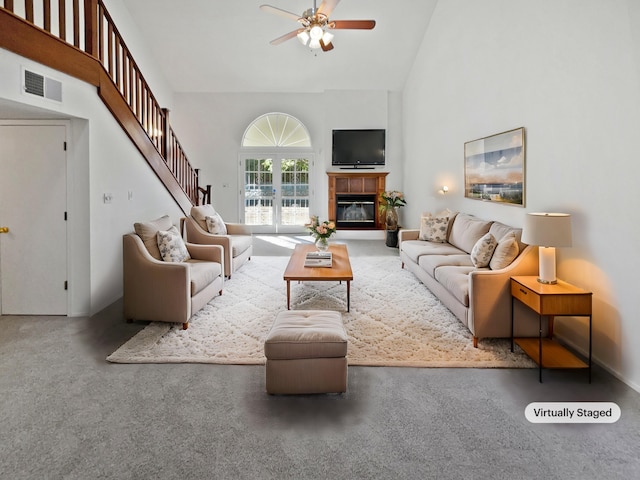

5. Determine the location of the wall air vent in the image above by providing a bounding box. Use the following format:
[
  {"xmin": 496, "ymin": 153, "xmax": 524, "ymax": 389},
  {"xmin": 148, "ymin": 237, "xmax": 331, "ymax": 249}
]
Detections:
[{"xmin": 23, "ymin": 69, "xmax": 63, "ymax": 102}]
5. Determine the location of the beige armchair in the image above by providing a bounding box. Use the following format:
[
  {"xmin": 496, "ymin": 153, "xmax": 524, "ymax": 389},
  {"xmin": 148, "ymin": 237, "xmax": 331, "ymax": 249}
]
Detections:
[
  {"xmin": 182, "ymin": 204, "xmax": 253, "ymax": 278},
  {"xmin": 123, "ymin": 215, "xmax": 224, "ymax": 330}
]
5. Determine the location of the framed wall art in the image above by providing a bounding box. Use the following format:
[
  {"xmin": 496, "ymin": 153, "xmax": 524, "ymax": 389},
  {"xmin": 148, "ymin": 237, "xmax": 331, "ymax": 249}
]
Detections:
[{"xmin": 464, "ymin": 127, "xmax": 525, "ymax": 207}]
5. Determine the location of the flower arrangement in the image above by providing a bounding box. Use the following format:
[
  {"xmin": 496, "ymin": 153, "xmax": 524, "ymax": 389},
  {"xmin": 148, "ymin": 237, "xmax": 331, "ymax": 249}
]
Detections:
[
  {"xmin": 379, "ymin": 190, "xmax": 406, "ymax": 232},
  {"xmin": 306, "ymin": 216, "xmax": 337, "ymax": 240},
  {"xmin": 380, "ymin": 190, "xmax": 407, "ymax": 208}
]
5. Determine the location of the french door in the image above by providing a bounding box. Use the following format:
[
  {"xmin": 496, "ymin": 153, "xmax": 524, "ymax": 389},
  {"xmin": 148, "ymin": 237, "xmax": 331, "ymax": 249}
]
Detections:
[{"xmin": 240, "ymin": 153, "xmax": 312, "ymax": 233}]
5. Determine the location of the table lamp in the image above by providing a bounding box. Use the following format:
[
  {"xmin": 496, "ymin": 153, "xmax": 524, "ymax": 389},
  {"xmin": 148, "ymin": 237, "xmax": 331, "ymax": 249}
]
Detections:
[{"xmin": 521, "ymin": 212, "xmax": 572, "ymax": 284}]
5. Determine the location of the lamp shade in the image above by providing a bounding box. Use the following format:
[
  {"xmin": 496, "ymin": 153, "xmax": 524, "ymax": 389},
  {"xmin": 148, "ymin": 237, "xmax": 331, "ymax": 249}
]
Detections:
[{"xmin": 521, "ymin": 212, "xmax": 572, "ymax": 247}]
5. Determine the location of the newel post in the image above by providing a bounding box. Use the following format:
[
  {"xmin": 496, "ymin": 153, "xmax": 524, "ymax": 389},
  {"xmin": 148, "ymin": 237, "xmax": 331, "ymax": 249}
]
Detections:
[{"xmin": 84, "ymin": 0, "xmax": 98, "ymax": 57}]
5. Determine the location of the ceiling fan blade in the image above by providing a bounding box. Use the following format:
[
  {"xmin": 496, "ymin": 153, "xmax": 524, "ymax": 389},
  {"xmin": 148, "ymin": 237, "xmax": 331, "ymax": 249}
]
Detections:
[
  {"xmin": 270, "ymin": 29, "xmax": 302, "ymax": 46},
  {"xmin": 320, "ymin": 39, "xmax": 334, "ymax": 52},
  {"xmin": 260, "ymin": 4, "xmax": 301, "ymax": 22},
  {"xmin": 330, "ymin": 20, "xmax": 376, "ymax": 30},
  {"xmin": 317, "ymin": 0, "xmax": 340, "ymax": 18}
]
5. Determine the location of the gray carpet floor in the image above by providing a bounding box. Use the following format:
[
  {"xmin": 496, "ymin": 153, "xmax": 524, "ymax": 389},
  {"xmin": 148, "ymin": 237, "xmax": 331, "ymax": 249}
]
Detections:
[{"xmin": 1, "ymin": 235, "xmax": 640, "ymax": 479}]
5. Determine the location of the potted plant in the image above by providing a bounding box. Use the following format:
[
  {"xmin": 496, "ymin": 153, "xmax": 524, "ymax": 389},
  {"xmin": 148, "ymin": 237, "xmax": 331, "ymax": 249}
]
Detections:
[{"xmin": 379, "ymin": 190, "xmax": 406, "ymax": 247}]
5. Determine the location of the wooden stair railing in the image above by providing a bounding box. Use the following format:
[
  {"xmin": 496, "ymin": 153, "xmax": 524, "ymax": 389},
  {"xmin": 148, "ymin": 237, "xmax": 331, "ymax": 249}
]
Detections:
[{"xmin": 0, "ymin": 0, "xmax": 210, "ymax": 213}]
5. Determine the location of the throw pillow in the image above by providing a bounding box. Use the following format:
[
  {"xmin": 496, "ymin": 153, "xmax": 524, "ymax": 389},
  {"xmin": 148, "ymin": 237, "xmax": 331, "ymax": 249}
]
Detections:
[
  {"xmin": 419, "ymin": 214, "xmax": 450, "ymax": 243},
  {"xmin": 489, "ymin": 232, "xmax": 520, "ymax": 270},
  {"xmin": 157, "ymin": 226, "xmax": 191, "ymax": 262},
  {"xmin": 470, "ymin": 232, "xmax": 497, "ymax": 268},
  {"xmin": 134, "ymin": 214, "xmax": 173, "ymax": 260},
  {"xmin": 191, "ymin": 204, "xmax": 216, "ymax": 231},
  {"xmin": 205, "ymin": 213, "xmax": 228, "ymax": 235}
]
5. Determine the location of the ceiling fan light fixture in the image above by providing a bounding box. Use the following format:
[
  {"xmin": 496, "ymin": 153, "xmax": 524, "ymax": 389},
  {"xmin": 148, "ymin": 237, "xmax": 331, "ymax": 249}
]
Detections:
[
  {"xmin": 297, "ymin": 30, "xmax": 310, "ymax": 45},
  {"xmin": 322, "ymin": 30, "xmax": 334, "ymax": 44},
  {"xmin": 309, "ymin": 24, "xmax": 324, "ymax": 40},
  {"xmin": 309, "ymin": 38, "xmax": 321, "ymax": 49}
]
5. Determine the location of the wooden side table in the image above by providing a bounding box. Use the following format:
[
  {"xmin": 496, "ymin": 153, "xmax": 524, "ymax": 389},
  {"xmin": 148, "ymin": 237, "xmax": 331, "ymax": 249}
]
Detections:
[{"xmin": 510, "ymin": 276, "xmax": 592, "ymax": 383}]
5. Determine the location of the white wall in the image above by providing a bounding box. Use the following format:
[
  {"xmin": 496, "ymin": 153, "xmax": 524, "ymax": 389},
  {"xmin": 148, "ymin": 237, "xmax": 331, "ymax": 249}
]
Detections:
[
  {"xmin": 171, "ymin": 90, "xmax": 400, "ymax": 223},
  {"xmin": 0, "ymin": 48, "xmax": 181, "ymax": 315},
  {"xmin": 403, "ymin": 0, "xmax": 640, "ymax": 389}
]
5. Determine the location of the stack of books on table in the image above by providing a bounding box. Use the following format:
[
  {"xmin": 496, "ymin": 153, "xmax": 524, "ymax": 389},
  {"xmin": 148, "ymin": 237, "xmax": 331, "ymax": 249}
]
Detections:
[{"xmin": 304, "ymin": 251, "xmax": 333, "ymax": 267}]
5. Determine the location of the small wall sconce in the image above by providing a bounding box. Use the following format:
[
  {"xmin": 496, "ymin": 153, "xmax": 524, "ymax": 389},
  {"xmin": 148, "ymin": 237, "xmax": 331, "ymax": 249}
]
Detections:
[{"xmin": 438, "ymin": 185, "xmax": 449, "ymax": 195}]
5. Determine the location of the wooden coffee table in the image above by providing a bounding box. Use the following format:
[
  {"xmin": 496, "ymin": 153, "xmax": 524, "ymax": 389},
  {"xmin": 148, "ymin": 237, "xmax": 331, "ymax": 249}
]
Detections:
[{"xmin": 283, "ymin": 243, "xmax": 353, "ymax": 311}]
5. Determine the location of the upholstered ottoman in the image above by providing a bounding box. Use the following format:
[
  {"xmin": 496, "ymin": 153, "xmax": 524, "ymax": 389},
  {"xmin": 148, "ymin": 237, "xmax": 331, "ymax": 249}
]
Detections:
[{"xmin": 264, "ymin": 310, "xmax": 348, "ymax": 395}]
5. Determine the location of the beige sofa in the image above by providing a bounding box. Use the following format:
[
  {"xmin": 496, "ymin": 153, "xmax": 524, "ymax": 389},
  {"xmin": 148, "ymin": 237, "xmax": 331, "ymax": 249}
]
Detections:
[
  {"xmin": 123, "ymin": 215, "xmax": 224, "ymax": 330},
  {"xmin": 399, "ymin": 212, "xmax": 540, "ymax": 347}
]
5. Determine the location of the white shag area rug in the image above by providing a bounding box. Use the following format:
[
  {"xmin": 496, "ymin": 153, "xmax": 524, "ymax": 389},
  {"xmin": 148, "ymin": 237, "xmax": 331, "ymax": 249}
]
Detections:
[{"xmin": 107, "ymin": 256, "xmax": 535, "ymax": 368}]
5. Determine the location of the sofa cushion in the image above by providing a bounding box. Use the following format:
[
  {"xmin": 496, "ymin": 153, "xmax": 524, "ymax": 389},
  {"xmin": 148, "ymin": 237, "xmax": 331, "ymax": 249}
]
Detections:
[
  {"xmin": 157, "ymin": 226, "xmax": 191, "ymax": 262},
  {"xmin": 191, "ymin": 204, "xmax": 216, "ymax": 231},
  {"xmin": 230, "ymin": 234, "xmax": 253, "ymax": 256},
  {"xmin": 205, "ymin": 213, "xmax": 228, "ymax": 235},
  {"xmin": 134, "ymin": 214, "xmax": 173, "ymax": 260},
  {"xmin": 401, "ymin": 240, "xmax": 466, "ymax": 264},
  {"xmin": 470, "ymin": 233, "xmax": 497, "ymax": 268},
  {"xmin": 489, "ymin": 231, "xmax": 520, "ymax": 270},
  {"xmin": 186, "ymin": 260, "xmax": 222, "ymax": 296},
  {"xmin": 448, "ymin": 214, "xmax": 493, "ymax": 254},
  {"xmin": 419, "ymin": 214, "xmax": 450, "ymax": 242},
  {"xmin": 418, "ymin": 254, "xmax": 473, "ymax": 277},
  {"xmin": 434, "ymin": 266, "xmax": 476, "ymax": 307}
]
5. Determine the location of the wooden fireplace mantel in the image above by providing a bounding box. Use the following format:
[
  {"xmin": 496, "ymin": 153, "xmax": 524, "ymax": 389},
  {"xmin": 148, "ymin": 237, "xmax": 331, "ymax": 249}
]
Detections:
[{"xmin": 327, "ymin": 171, "xmax": 389, "ymax": 230}]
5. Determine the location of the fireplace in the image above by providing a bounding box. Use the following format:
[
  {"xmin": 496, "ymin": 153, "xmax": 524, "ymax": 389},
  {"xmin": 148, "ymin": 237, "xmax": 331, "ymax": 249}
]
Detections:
[
  {"xmin": 335, "ymin": 194, "xmax": 376, "ymax": 229},
  {"xmin": 327, "ymin": 171, "xmax": 388, "ymax": 230}
]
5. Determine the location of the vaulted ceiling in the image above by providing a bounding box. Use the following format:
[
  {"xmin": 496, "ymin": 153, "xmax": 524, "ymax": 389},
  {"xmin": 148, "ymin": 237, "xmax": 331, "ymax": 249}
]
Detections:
[{"xmin": 120, "ymin": 0, "xmax": 437, "ymax": 93}]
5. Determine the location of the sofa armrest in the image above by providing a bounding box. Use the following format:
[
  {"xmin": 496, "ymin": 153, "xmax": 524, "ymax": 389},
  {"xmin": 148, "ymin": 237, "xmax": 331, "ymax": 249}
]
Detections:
[
  {"xmin": 399, "ymin": 229, "xmax": 420, "ymax": 243},
  {"xmin": 186, "ymin": 243, "xmax": 224, "ymax": 265},
  {"xmin": 123, "ymin": 234, "xmax": 191, "ymax": 322},
  {"xmin": 225, "ymin": 223, "xmax": 252, "ymax": 235},
  {"xmin": 467, "ymin": 245, "xmax": 539, "ymax": 338}
]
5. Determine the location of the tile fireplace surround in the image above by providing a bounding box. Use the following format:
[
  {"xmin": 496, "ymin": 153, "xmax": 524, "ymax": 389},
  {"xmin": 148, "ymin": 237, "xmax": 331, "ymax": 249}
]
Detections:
[{"xmin": 327, "ymin": 171, "xmax": 388, "ymax": 230}]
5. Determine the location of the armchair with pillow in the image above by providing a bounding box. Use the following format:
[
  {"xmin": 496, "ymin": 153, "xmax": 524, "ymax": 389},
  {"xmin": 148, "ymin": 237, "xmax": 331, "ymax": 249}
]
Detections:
[
  {"xmin": 182, "ymin": 205, "xmax": 253, "ymax": 278},
  {"xmin": 123, "ymin": 215, "xmax": 224, "ymax": 330}
]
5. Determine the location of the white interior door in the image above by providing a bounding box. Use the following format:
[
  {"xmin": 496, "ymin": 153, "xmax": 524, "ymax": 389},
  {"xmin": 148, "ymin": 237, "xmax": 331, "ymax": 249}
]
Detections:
[{"xmin": 0, "ymin": 125, "xmax": 67, "ymax": 315}]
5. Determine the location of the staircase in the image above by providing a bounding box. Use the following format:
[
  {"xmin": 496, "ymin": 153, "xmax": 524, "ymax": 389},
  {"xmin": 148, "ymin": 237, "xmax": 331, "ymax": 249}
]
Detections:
[{"xmin": 0, "ymin": 0, "xmax": 210, "ymax": 214}]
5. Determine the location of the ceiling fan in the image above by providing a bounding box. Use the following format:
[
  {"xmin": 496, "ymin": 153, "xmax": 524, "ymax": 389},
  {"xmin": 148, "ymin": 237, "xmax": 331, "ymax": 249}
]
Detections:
[{"xmin": 260, "ymin": 0, "xmax": 376, "ymax": 52}]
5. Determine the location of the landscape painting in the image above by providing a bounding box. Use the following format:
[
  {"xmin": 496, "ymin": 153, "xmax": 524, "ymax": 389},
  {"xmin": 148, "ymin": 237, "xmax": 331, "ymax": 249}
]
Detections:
[{"xmin": 464, "ymin": 127, "xmax": 525, "ymax": 206}]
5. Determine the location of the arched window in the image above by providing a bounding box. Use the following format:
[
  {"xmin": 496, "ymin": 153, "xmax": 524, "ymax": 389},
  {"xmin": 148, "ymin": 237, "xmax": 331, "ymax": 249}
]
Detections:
[
  {"xmin": 242, "ymin": 113, "xmax": 311, "ymax": 147},
  {"xmin": 239, "ymin": 113, "xmax": 313, "ymax": 232}
]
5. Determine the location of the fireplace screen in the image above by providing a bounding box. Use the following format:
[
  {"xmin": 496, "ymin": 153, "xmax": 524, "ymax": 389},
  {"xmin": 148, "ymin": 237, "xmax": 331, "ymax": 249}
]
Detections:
[{"xmin": 336, "ymin": 194, "xmax": 376, "ymax": 229}]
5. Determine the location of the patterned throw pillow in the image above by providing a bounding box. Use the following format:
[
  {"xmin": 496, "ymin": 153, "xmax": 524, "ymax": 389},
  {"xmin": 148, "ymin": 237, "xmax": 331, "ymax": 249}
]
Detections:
[
  {"xmin": 489, "ymin": 232, "xmax": 520, "ymax": 270},
  {"xmin": 419, "ymin": 214, "xmax": 450, "ymax": 243},
  {"xmin": 205, "ymin": 213, "xmax": 227, "ymax": 235},
  {"xmin": 157, "ymin": 226, "xmax": 190, "ymax": 262},
  {"xmin": 470, "ymin": 232, "xmax": 497, "ymax": 267}
]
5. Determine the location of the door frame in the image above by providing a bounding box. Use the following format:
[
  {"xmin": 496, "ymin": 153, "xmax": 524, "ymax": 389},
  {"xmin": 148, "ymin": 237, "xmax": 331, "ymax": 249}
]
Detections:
[
  {"xmin": 238, "ymin": 149, "xmax": 314, "ymax": 234},
  {"xmin": 0, "ymin": 119, "xmax": 72, "ymax": 316}
]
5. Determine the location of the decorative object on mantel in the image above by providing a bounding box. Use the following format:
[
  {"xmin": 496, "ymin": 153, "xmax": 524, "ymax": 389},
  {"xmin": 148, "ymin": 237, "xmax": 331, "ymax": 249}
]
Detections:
[
  {"xmin": 521, "ymin": 212, "xmax": 572, "ymax": 284},
  {"xmin": 306, "ymin": 215, "xmax": 336, "ymax": 252},
  {"xmin": 380, "ymin": 190, "xmax": 406, "ymax": 247},
  {"xmin": 464, "ymin": 127, "xmax": 526, "ymax": 206},
  {"xmin": 260, "ymin": 1, "xmax": 376, "ymax": 53}
]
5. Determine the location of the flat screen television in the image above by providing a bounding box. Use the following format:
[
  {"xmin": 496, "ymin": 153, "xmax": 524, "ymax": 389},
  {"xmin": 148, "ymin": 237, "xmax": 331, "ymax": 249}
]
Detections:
[{"xmin": 332, "ymin": 129, "xmax": 386, "ymax": 167}]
